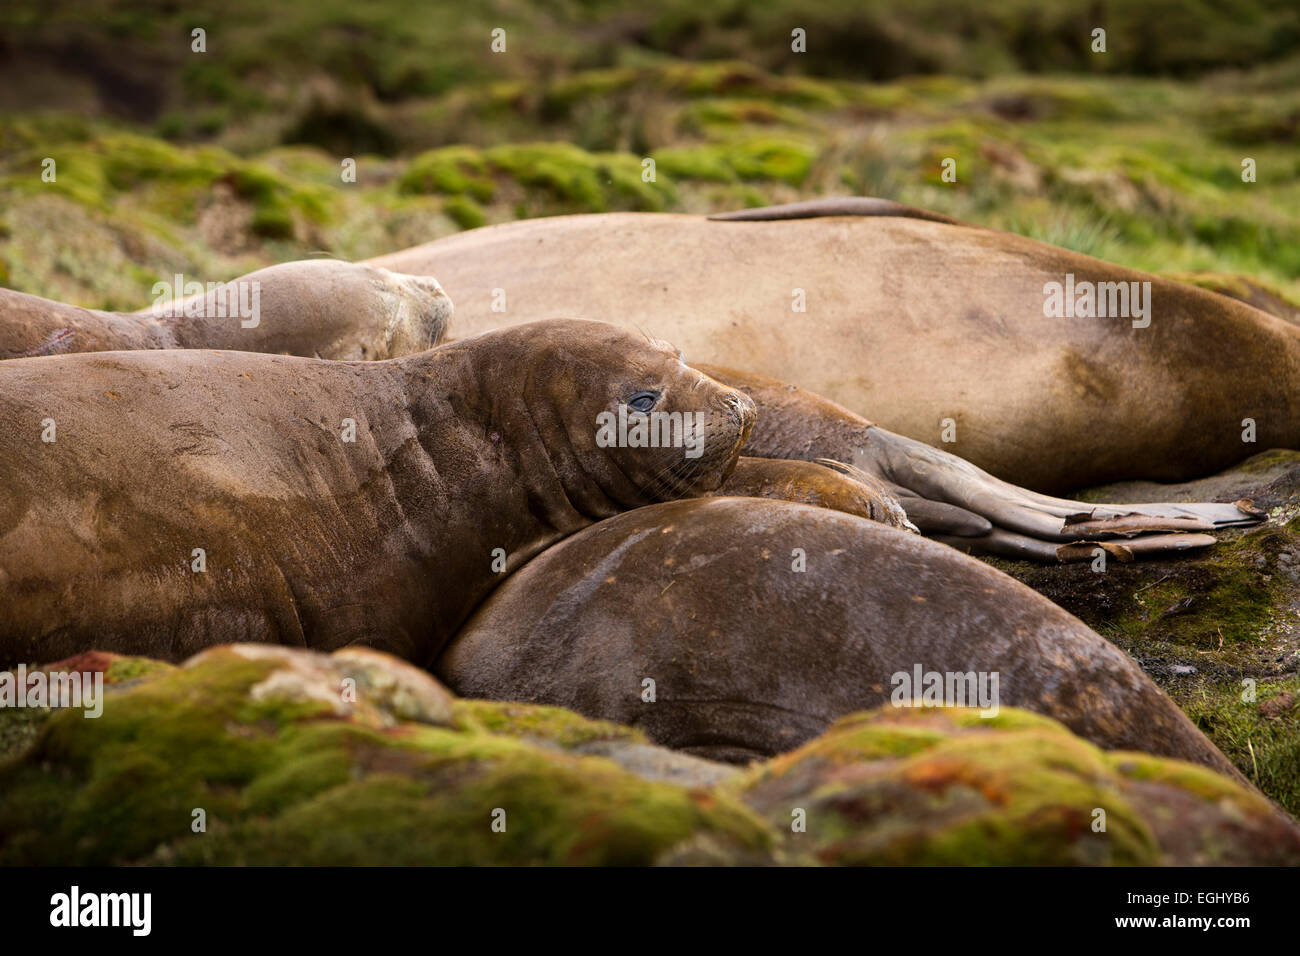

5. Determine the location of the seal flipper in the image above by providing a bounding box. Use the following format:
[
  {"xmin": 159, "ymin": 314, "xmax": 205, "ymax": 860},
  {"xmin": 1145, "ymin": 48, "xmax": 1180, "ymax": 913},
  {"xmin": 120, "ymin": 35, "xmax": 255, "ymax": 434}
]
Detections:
[
  {"xmin": 990, "ymin": 481, "xmax": 1264, "ymax": 530},
  {"xmin": 709, "ymin": 457, "xmax": 915, "ymax": 530},
  {"xmin": 708, "ymin": 196, "xmax": 965, "ymax": 226},
  {"xmin": 939, "ymin": 528, "xmax": 1218, "ymax": 563},
  {"xmin": 864, "ymin": 424, "xmax": 1264, "ymax": 544}
]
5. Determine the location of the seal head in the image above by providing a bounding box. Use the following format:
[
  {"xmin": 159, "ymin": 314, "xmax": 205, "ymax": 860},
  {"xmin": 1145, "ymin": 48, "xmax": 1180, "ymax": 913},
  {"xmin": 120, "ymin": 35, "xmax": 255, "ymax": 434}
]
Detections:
[
  {"xmin": 375, "ymin": 267, "xmax": 455, "ymax": 358},
  {"xmin": 418, "ymin": 319, "xmax": 757, "ymax": 523},
  {"xmin": 146, "ymin": 259, "xmax": 454, "ymax": 359}
]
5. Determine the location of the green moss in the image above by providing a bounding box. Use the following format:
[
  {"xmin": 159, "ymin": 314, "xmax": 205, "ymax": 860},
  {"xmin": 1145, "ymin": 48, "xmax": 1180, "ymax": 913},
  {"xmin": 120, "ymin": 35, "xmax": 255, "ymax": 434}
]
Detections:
[
  {"xmin": 485, "ymin": 142, "xmax": 665, "ymax": 212},
  {"xmin": 454, "ymin": 698, "xmax": 647, "ymax": 748},
  {"xmin": 399, "ymin": 145, "xmax": 496, "ymax": 202},
  {"xmin": 725, "ymin": 139, "xmax": 815, "ymax": 186},
  {"xmin": 735, "ymin": 707, "xmax": 1162, "ymax": 866},
  {"xmin": 249, "ymin": 203, "xmax": 295, "ymax": 239},
  {"xmin": 1110, "ymin": 527, "xmax": 1290, "ymax": 649},
  {"xmin": 656, "ymin": 61, "xmax": 842, "ymax": 108},
  {"xmin": 679, "ymin": 98, "xmax": 815, "ymax": 133},
  {"xmin": 5, "ymin": 20, "xmax": 1300, "ymax": 306},
  {"xmin": 1110, "ymin": 749, "xmax": 1261, "ymax": 804},
  {"xmin": 1231, "ymin": 448, "xmax": 1300, "ymax": 475},
  {"xmin": 0, "ymin": 707, "xmax": 50, "ymax": 764},
  {"xmin": 0, "ymin": 648, "xmax": 772, "ymax": 865},
  {"xmin": 5, "ymin": 651, "xmax": 1293, "ymax": 865},
  {"xmin": 1204, "ymin": 96, "xmax": 1300, "ymax": 145},
  {"xmin": 442, "ymin": 195, "xmax": 486, "ymax": 230},
  {"xmin": 654, "ymin": 137, "xmax": 814, "ymax": 187},
  {"xmin": 104, "ymin": 656, "xmax": 176, "ymax": 685},
  {"xmin": 541, "ymin": 68, "xmax": 642, "ymax": 114},
  {"xmin": 735, "ymin": 705, "xmax": 1300, "ymax": 865},
  {"xmin": 226, "ymin": 162, "xmax": 331, "ymax": 233}
]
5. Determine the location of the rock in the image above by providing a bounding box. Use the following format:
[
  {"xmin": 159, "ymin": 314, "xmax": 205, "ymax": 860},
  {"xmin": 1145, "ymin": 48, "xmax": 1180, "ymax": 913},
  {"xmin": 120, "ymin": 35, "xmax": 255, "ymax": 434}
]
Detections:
[
  {"xmin": 1259, "ymin": 692, "xmax": 1296, "ymax": 719},
  {"xmin": 452, "ymin": 698, "xmax": 739, "ymax": 788},
  {"xmin": 186, "ymin": 644, "xmax": 456, "ymax": 728},
  {"xmin": 2, "ymin": 645, "xmax": 1294, "ymax": 865},
  {"xmin": 729, "ymin": 707, "xmax": 1300, "ymax": 866},
  {"xmin": 0, "ymin": 651, "xmax": 177, "ymax": 762},
  {"xmin": 0, "ymin": 645, "xmax": 771, "ymax": 866}
]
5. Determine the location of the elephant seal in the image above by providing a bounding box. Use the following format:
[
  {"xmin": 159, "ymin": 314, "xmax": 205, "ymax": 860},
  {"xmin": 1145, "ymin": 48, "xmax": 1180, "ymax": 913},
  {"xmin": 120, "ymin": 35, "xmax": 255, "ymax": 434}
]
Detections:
[
  {"xmin": 368, "ymin": 200, "xmax": 1300, "ymax": 492},
  {"xmin": 437, "ymin": 496, "xmax": 1244, "ymax": 783},
  {"xmin": 1, "ymin": 259, "xmax": 452, "ymax": 360},
  {"xmin": 0, "ymin": 319, "xmax": 754, "ymax": 667}
]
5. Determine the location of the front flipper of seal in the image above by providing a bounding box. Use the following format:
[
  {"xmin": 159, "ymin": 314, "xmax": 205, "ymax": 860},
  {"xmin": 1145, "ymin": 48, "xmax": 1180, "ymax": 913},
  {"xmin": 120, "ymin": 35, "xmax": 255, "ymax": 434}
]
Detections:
[
  {"xmin": 707, "ymin": 457, "xmax": 915, "ymax": 530},
  {"xmin": 698, "ymin": 363, "xmax": 1263, "ymax": 562}
]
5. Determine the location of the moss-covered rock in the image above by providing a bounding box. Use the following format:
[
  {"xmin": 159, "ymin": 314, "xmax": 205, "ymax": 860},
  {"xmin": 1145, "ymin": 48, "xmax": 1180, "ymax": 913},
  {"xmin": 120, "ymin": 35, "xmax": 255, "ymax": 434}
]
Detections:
[
  {"xmin": 654, "ymin": 137, "xmax": 815, "ymax": 187},
  {"xmin": 729, "ymin": 707, "xmax": 1300, "ymax": 866},
  {"xmin": 3, "ymin": 646, "xmax": 1294, "ymax": 865},
  {"xmin": 0, "ymin": 651, "xmax": 174, "ymax": 763},
  {"xmin": 398, "ymin": 145, "xmax": 496, "ymax": 202},
  {"xmin": 0, "ymin": 645, "xmax": 772, "ymax": 865}
]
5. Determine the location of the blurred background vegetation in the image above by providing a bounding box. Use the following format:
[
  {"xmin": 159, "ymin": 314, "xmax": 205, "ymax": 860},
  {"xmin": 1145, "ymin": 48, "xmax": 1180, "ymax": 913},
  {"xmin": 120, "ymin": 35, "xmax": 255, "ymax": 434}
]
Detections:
[{"xmin": 0, "ymin": 0, "xmax": 1298, "ymax": 310}]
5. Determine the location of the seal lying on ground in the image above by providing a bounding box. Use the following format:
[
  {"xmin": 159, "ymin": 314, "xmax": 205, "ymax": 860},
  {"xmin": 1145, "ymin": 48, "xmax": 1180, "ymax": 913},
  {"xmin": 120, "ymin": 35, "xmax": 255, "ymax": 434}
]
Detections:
[
  {"xmin": 368, "ymin": 198, "xmax": 1300, "ymax": 492},
  {"xmin": 0, "ymin": 319, "xmax": 755, "ymax": 667},
  {"xmin": 0, "ymin": 260, "xmax": 452, "ymax": 360},
  {"xmin": 437, "ymin": 496, "xmax": 1245, "ymax": 783}
]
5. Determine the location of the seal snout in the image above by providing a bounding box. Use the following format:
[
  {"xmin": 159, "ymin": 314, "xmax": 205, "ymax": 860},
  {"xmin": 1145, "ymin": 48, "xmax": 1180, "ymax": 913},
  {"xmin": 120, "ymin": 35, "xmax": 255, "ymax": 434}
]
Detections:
[
  {"xmin": 381, "ymin": 269, "xmax": 455, "ymax": 357},
  {"xmin": 685, "ymin": 387, "xmax": 755, "ymax": 488},
  {"xmin": 717, "ymin": 388, "xmax": 756, "ymax": 453}
]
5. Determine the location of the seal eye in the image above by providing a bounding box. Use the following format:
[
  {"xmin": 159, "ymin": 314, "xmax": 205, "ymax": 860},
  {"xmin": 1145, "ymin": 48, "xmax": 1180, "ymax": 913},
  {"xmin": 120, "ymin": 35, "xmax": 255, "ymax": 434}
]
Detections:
[{"xmin": 627, "ymin": 390, "xmax": 659, "ymax": 413}]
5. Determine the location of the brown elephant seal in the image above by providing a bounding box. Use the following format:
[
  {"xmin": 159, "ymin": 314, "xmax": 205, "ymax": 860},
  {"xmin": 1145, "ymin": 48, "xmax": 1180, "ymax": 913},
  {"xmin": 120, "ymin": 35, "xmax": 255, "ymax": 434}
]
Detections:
[
  {"xmin": 1, "ymin": 259, "xmax": 452, "ymax": 360},
  {"xmin": 698, "ymin": 363, "xmax": 1260, "ymax": 560},
  {"xmin": 437, "ymin": 496, "xmax": 1244, "ymax": 783},
  {"xmin": 368, "ymin": 200, "xmax": 1300, "ymax": 492},
  {"xmin": 0, "ymin": 319, "xmax": 754, "ymax": 667}
]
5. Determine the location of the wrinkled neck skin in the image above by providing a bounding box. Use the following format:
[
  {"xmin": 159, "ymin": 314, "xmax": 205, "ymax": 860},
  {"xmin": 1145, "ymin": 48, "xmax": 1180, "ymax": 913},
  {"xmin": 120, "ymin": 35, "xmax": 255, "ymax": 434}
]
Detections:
[
  {"xmin": 391, "ymin": 345, "xmax": 650, "ymax": 664},
  {"xmin": 0, "ymin": 289, "xmax": 173, "ymax": 358}
]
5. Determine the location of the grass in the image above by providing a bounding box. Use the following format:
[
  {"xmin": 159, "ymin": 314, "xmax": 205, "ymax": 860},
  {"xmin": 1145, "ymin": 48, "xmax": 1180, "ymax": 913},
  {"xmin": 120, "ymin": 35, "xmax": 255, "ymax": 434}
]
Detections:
[
  {"xmin": 3, "ymin": 58, "xmax": 1299, "ymax": 310},
  {"xmin": 1178, "ymin": 678, "xmax": 1300, "ymax": 815}
]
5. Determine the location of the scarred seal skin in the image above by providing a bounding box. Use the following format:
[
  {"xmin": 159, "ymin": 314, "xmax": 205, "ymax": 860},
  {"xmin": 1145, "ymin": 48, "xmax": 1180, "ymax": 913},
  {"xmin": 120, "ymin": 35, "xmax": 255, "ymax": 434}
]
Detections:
[
  {"xmin": 368, "ymin": 199, "xmax": 1300, "ymax": 492},
  {"xmin": 0, "ymin": 319, "xmax": 753, "ymax": 667},
  {"xmin": 1, "ymin": 260, "xmax": 452, "ymax": 361},
  {"xmin": 437, "ymin": 496, "xmax": 1246, "ymax": 784}
]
